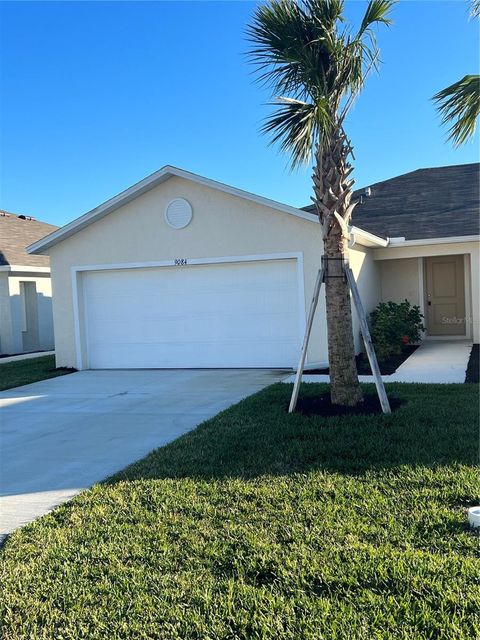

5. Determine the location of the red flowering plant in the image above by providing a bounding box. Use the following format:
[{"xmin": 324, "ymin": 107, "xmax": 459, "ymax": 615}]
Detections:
[{"xmin": 370, "ymin": 300, "xmax": 425, "ymax": 361}]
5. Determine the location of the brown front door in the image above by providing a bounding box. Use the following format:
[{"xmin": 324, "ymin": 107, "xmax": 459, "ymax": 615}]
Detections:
[{"xmin": 425, "ymin": 255, "xmax": 466, "ymax": 336}]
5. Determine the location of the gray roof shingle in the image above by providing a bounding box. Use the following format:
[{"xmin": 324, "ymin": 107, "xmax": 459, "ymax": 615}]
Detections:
[
  {"xmin": 0, "ymin": 212, "xmax": 58, "ymax": 268},
  {"xmin": 302, "ymin": 162, "xmax": 479, "ymax": 241}
]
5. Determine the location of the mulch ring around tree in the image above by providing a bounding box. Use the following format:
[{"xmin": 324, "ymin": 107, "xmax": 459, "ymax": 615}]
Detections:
[
  {"xmin": 295, "ymin": 392, "xmax": 404, "ymax": 417},
  {"xmin": 465, "ymin": 344, "xmax": 479, "ymax": 383}
]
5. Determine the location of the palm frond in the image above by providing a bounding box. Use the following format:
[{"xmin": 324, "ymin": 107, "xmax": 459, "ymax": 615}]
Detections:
[
  {"xmin": 247, "ymin": 0, "xmax": 337, "ymax": 101},
  {"xmin": 246, "ymin": 1, "xmax": 309, "ymax": 75},
  {"xmin": 304, "ymin": 0, "xmax": 344, "ymax": 25},
  {"xmin": 433, "ymin": 74, "xmax": 480, "ymax": 146},
  {"xmin": 261, "ymin": 97, "xmax": 329, "ymax": 166},
  {"xmin": 247, "ymin": 0, "xmax": 394, "ymax": 166},
  {"xmin": 349, "ymin": 0, "xmax": 395, "ymax": 95},
  {"xmin": 358, "ymin": 0, "xmax": 395, "ymax": 37},
  {"xmin": 471, "ymin": 0, "xmax": 480, "ymax": 18}
]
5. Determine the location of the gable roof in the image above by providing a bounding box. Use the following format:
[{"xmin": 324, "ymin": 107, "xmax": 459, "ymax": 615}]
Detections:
[
  {"xmin": 0, "ymin": 211, "xmax": 58, "ymax": 268},
  {"xmin": 28, "ymin": 166, "xmax": 319, "ymax": 255},
  {"xmin": 303, "ymin": 162, "xmax": 479, "ymax": 241}
]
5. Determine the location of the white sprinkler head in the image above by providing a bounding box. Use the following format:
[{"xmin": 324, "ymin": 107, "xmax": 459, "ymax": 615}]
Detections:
[{"xmin": 467, "ymin": 506, "xmax": 480, "ymax": 529}]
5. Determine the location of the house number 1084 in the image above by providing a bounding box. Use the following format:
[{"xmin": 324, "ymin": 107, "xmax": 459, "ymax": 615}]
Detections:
[{"xmin": 174, "ymin": 258, "xmax": 188, "ymax": 266}]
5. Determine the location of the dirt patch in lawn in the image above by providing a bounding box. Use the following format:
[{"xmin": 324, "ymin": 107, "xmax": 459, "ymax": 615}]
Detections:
[
  {"xmin": 51, "ymin": 366, "xmax": 77, "ymax": 374},
  {"xmin": 465, "ymin": 344, "xmax": 479, "ymax": 383},
  {"xmin": 295, "ymin": 392, "xmax": 403, "ymax": 417}
]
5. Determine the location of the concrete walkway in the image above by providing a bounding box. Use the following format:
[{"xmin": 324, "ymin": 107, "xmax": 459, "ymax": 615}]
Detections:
[
  {"xmin": 0, "ymin": 369, "xmax": 284, "ymax": 541},
  {"xmin": 387, "ymin": 340, "xmax": 472, "ymax": 383},
  {"xmin": 0, "ymin": 351, "xmax": 55, "ymax": 364},
  {"xmin": 283, "ymin": 340, "xmax": 473, "ymax": 384}
]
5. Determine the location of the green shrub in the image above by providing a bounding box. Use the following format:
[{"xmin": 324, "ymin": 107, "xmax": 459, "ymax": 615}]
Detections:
[{"xmin": 370, "ymin": 300, "xmax": 425, "ymax": 361}]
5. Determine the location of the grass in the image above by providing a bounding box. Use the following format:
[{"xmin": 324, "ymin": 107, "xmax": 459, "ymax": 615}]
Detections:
[
  {"xmin": 0, "ymin": 355, "xmax": 74, "ymax": 391},
  {"xmin": 1, "ymin": 382, "xmax": 479, "ymax": 639}
]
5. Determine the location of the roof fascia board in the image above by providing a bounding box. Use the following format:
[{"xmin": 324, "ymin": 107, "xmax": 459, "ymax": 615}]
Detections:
[
  {"xmin": 28, "ymin": 166, "xmax": 319, "ymax": 255},
  {"xmin": 28, "ymin": 168, "xmax": 174, "ymax": 255},
  {"xmin": 387, "ymin": 234, "xmax": 479, "ymax": 247},
  {"xmin": 350, "ymin": 225, "xmax": 389, "ymax": 248},
  {"xmin": 0, "ymin": 265, "xmax": 51, "ymax": 273},
  {"xmin": 170, "ymin": 167, "xmax": 318, "ymax": 222}
]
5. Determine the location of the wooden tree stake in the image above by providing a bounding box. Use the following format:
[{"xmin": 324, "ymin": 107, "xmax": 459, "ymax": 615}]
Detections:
[
  {"xmin": 288, "ymin": 267, "xmax": 324, "ymax": 413},
  {"xmin": 344, "ymin": 266, "xmax": 391, "ymax": 414},
  {"xmin": 288, "ymin": 262, "xmax": 391, "ymax": 415}
]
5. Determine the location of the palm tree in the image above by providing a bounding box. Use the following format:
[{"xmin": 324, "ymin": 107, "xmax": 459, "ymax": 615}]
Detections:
[
  {"xmin": 247, "ymin": 0, "xmax": 395, "ymax": 406},
  {"xmin": 433, "ymin": 76, "xmax": 480, "ymax": 146},
  {"xmin": 432, "ymin": 1, "xmax": 480, "ymax": 146}
]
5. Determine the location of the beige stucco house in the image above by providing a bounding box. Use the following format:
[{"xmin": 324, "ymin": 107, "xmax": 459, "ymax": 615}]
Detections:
[
  {"xmin": 27, "ymin": 163, "xmax": 479, "ymax": 370},
  {"xmin": 0, "ymin": 212, "xmax": 57, "ymax": 355}
]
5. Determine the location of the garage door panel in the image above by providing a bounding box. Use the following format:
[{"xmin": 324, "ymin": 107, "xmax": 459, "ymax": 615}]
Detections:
[
  {"xmin": 87, "ymin": 312, "xmax": 299, "ymax": 345},
  {"xmin": 89, "ymin": 343, "xmax": 298, "ymax": 369},
  {"xmin": 105, "ymin": 309, "xmax": 297, "ymax": 339},
  {"xmin": 83, "ymin": 260, "xmax": 301, "ymax": 368}
]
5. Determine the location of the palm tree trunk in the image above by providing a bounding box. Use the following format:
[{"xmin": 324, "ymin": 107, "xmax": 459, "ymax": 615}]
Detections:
[
  {"xmin": 323, "ymin": 229, "xmax": 363, "ymax": 406},
  {"xmin": 313, "ymin": 130, "xmax": 363, "ymax": 406}
]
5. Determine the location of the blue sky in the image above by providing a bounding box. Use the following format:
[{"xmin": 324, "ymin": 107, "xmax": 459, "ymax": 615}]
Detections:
[{"xmin": 1, "ymin": 1, "xmax": 478, "ymax": 227}]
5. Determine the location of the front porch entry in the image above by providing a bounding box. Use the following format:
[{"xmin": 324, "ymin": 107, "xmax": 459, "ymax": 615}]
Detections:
[{"xmin": 424, "ymin": 255, "xmax": 466, "ymax": 336}]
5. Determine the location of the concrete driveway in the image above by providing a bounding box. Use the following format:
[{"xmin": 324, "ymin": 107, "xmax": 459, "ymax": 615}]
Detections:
[{"xmin": 0, "ymin": 369, "xmax": 284, "ymax": 540}]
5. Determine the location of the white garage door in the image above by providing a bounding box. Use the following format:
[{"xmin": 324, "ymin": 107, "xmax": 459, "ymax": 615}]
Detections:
[{"xmin": 82, "ymin": 259, "xmax": 302, "ymax": 368}]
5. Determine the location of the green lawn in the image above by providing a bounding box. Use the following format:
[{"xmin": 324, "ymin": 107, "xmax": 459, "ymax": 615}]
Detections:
[
  {"xmin": 1, "ymin": 382, "xmax": 479, "ymax": 639},
  {"xmin": 0, "ymin": 355, "xmax": 74, "ymax": 391}
]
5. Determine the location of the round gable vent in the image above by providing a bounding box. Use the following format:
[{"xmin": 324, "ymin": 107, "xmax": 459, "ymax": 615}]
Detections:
[{"xmin": 165, "ymin": 198, "xmax": 193, "ymax": 229}]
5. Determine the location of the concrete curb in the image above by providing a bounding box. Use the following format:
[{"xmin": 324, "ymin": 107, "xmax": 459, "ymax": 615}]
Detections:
[{"xmin": 0, "ymin": 351, "xmax": 55, "ymax": 365}]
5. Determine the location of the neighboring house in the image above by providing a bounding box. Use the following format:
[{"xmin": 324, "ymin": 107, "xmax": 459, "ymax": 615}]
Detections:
[
  {"xmin": 0, "ymin": 212, "xmax": 58, "ymax": 355},
  {"xmin": 27, "ymin": 163, "xmax": 479, "ymax": 371}
]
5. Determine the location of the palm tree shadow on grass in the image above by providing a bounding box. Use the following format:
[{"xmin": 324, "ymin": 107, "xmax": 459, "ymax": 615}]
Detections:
[{"xmin": 108, "ymin": 383, "xmax": 479, "ymax": 484}]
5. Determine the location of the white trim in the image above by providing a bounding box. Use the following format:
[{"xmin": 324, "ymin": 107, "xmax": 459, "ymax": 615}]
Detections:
[
  {"xmin": 26, "ymin": 164, "xmax": 390, "ymax": 255},
  {"xmin": 82, "ymin": 274, "xmax": 93, "ymax": 371},
  {"xmin": 70, "ymin": 251, "xmax": 303, "ymax": 274},
  {"xmin": 350, "ymin": 226, "xmax": 389, "ymax": 248},
  {"xmin": 388, "ymin": 234, "xmax": 479, "ymax": 247},
  {"xmin": 295, "ymin": 253, "xmax": 307, "ymax": 359},
  {"xmin": 464, "ymin": 253, "xmax": 473, "ymax": 340},
  {"xmin": 71, "ymin": 251, "xmax": 306, "ymax": 370},
  {"xmin": 374, "ymin": 242, "xmax": 480, "ymax": 261},
  {"xmin": 0, "ymin": 265, "xmax": 50, "ymax": 273},
  {"xmin": 418, "ymin": 257, "xmax": 426, "ymax": 338},
  {"xmin": 424, "ymin": 335, "xmax": 472, "ymax": 342},
  {"xmin": 19, "ymin": 282, "xmax": 27, "ymax": 332},
  {"xmin": 71, "ymin": 269, "xmax": 83, "ymax": 371},
  {"xmin": 27, "ymin": 166, "xmax": 319, "ymax": 255}
]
